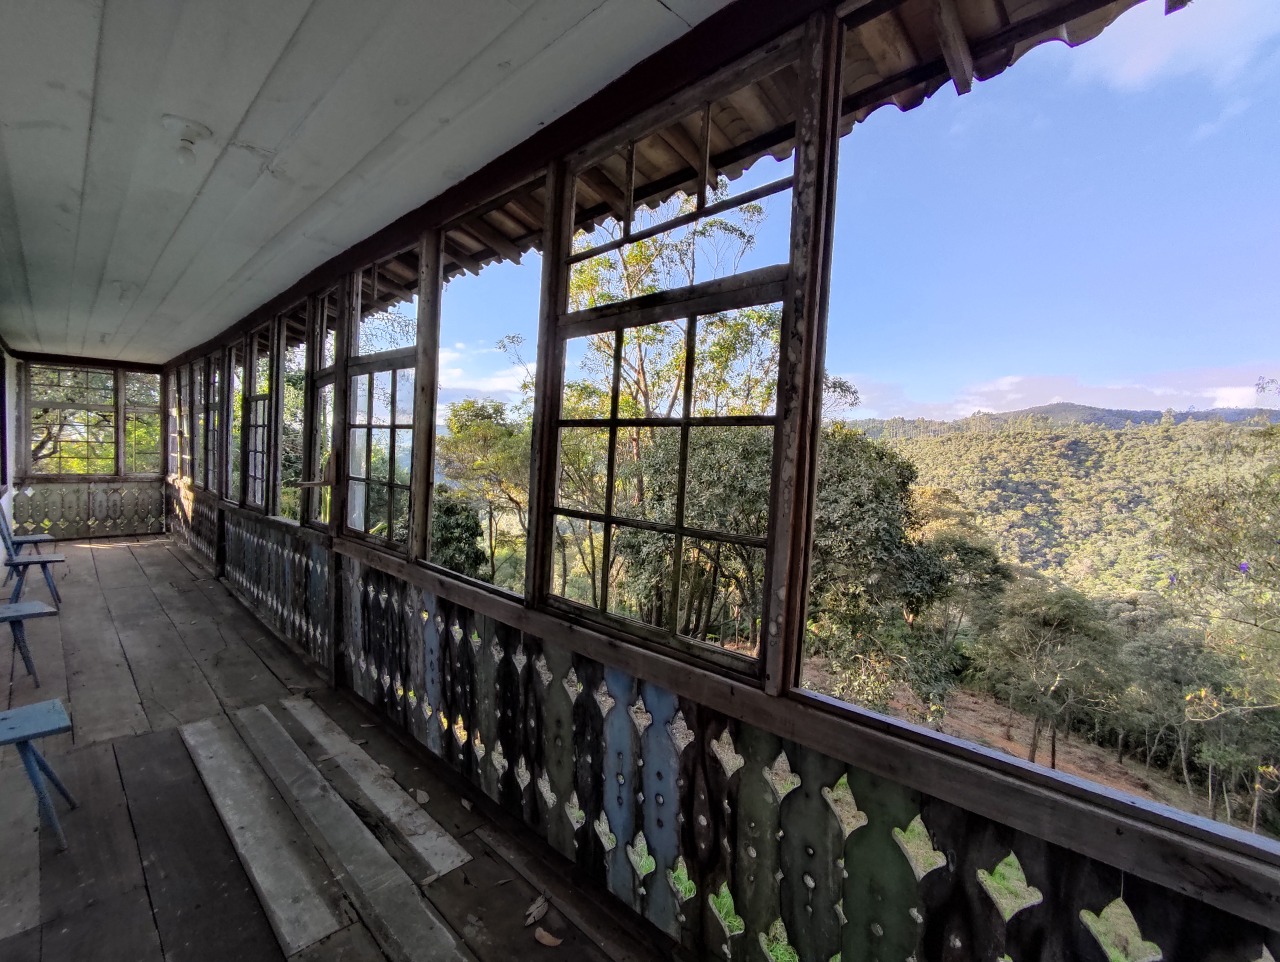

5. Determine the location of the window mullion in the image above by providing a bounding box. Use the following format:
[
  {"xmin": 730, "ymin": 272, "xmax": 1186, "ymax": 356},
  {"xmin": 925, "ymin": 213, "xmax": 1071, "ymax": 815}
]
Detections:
[{"xmin": 410, "ymin": 229, "xmax": 441, "ymax": 562}]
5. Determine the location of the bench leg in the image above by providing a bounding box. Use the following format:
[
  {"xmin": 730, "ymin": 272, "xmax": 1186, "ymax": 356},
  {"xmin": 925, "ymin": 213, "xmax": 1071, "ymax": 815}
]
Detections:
[
  {"xmin": 17, "ymin": 742, "xmax": 73, "ymax": 851},
  {"xmin": 9, "ymin": 567, "xmax": 26, "ymax": 604},
  {"xmin": 10, "ymin": 621, "xmax": 39, "ymax": 687},
  {"xmin": 41, "ymin": 563, "xmax": 61, "ymax": 606}
]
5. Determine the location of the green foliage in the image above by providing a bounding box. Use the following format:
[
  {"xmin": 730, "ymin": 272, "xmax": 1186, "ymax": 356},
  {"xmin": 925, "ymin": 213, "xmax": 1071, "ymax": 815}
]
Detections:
[
  {"xmin": 429, "ymin": 485, "xmax": 487, "ymax": 579},
  {"xmin": 709, "ymin": 882, "xmax": 744, "ymax": 935}
]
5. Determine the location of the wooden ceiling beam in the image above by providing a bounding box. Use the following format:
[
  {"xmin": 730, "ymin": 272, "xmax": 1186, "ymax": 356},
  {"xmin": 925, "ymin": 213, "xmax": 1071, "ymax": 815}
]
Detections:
[
  {"xmin": 457, "ymin": 216, "xmax": 524, "ymax": 264},
  {"xmin": 933, "ymin": 0, "xmax": 974, "ymax": 95}
]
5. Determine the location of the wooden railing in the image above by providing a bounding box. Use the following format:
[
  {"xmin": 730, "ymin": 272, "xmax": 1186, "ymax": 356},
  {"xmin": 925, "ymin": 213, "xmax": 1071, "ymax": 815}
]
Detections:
[
  {"xmin": 165, "ymin": 481, "xmax": 1280, "ymax": 961},
  {"xmin": 11, "ymin": 479, "xmax": 165, "ymax": 539}
]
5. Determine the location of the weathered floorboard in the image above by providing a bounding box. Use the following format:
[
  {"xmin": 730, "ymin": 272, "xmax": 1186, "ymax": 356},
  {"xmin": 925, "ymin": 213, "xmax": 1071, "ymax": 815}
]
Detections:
[
  {"xmin": 39, "ymin": 887, "xmax": 163, "ymax": 962},
  {"xmin": 0, "ymin": 771, "xmax": 40, "ymax": 940},
  {"xmin": 115, "ymin": 728, "xmax": 283, "ymax": 962}
]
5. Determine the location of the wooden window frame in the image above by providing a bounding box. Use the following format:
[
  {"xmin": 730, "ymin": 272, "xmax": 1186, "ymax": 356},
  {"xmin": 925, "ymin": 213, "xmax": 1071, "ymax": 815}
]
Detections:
[{"xmin": 22, "ymin": 360, "xmax": 163, "ymax": 483}]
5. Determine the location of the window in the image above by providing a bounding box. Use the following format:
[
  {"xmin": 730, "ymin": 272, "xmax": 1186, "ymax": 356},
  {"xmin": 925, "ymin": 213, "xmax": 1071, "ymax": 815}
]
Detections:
[
  {"xmin": 227, "ymin": 344, "xmax": 244, "ymax": 500},
  {"xmin": 430, "ymin": 189, "xmax": 545, "ymax": 591},
  {"xmin": 190, "ymin": 361, "xmax": 206, "ymax": 485},
  {"xmin": 177, "ymin": 365, "xmax": 192, "ymax": 480},
  {"xmin": 25, "ymin": 363, "xmax": 161, "ymax": 477},
  {"xmin": 245, "ymin": 326, "xmax": 272, "ymax": 508},
  {"xmin": 28, "ymin": 365, "xmax": 117, "ymax": 476},
  {"xmin": 279, "ymin": 302, "xmax": 308, "ymax": 521},
  {"xmin": 206, "ymin": 351, "xmax": 222, "ymax": 493},
  {"xmin": 542, "ymin": 52, "xmax": 800, "ymax": 671},
  {"xmin": 123, "ymin": 372, "xmax": 162, "ymax": 474},
  {"xmin": 166, "ymin": 370, "xmax": 180, "ymax": 474},
  {"xmin": 309, "ymin": 287, "xmax": 340, "ymax": 526},
  {"xmin": 346, "ymin": 249, "xmax": 418, "ymax": 545}
]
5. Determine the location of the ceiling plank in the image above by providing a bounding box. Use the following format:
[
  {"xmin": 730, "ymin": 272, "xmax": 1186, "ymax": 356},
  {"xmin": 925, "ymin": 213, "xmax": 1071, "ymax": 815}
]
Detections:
[
  {"xmin": 0, "ymin": 0, "xmax": 102, "ymax": 352},
  {"xmin": 932, "ymin": 0, "xmax": 975, "ymax": 95}
]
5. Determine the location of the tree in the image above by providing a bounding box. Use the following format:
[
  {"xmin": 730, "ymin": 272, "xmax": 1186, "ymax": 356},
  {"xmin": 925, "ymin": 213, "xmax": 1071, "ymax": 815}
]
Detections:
[{"xmin": 429, "ymin": 484, "xmax": 487, "ymax": 579}]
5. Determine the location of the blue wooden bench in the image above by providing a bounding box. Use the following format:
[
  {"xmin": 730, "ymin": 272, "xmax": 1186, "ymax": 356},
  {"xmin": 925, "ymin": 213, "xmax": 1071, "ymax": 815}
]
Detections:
[
  {"xmin": 0, "ymin": 600, "xmax": 59, "ymax": 687},
  {"xmin": 1, "ymin": 515, "xmax": 64, "ymax": 606},
  {"xmin": 0, "ymin": 699, "xmax": 78, "ymax": 850}
]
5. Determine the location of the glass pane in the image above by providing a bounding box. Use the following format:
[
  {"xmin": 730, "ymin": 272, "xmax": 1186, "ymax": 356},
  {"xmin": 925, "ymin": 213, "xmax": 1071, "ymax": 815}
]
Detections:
[
  {"xmin": 561, "ymin": 334, "xmax": 614, "ymax": 419},
  {"xmin": 252, "ymin": 326, "xmax": 271, "ymax": 395},
  {"xmin": 430, "ymin": 485, "xmax": 487, "ymax": 579},
  {"xmin": 124, "ymin": 412, "xmax": 162, "ymax": 474},
  {"xmin": 393, "ymin": 429, "xmax": 413, "ymax": 485},
  {"xmin": 551, "ymin": 515, "xmax": 603, "ymax": 608},
  {"xmin": 29, "ymin": 409, "xmax": 116, "ymax": 475},
  {"xmin": 370, "ymin": 428, "xmax": 392, "ymax": 483},
  {"xmin": 125, "ymin": 371, "xmax": 161, "ymax": 407},
  {"xmin": 356, "ymin": 252, "xmax": 418, "ymax": 355},
  {"xmin": 390, "ymin": 488, "xmax": 410, "ymax": 545},
  {"xmin": 280, "ymin": 321, "xmax": 308, "ymax": 521},
  {"xmin": 678, "ymin": 540, "xmax": 765, "ymax": 656},
  {"xmin": 607, "ymin": 526, "xmax": 675, "ymax": 630},
  {"xmin": 318, "ymin": 287, "xmax": 340, "ymax": 369},
  {"xmin": 684, "ymin": 425, "xmax": 772, "ymax": 539},
  {"xmin": 310, "ymin": 383, "xmax": 334, "ymax": 524},
  {"xmin": 613, "ymin": 426, "xmax": 678, "ymax": 525},
  {"xmin": 367, "ymin": 483, "xmax": 390, "ymax": 537},
  {"xmin": 556, "ymin": 428, "xmax": 610, "ymax": 514},
  {"xmin": 692, "ymin": 305, "xmax": 781, "ymax": 417},
  {"xmin": 350, "ymin": 374, "xmax": 369, "ymax": 425},
  {"xmin": 372, "ymin": 371, "xmax": 393, "ymax": 425},
  {"xmin": 348, "ymin": 429, "xmax": 367, "ymax": 479},
  {"xmin": 347, "ymin": 480, "xmax": 367, "ymax": 530},
  {"xmin": 618, "ymin": 321, "xmax": 686, "ymax": 419},
  {"xmin": 228, "ymin": 348, "xmax": 244, "ymax": 497},
  {"xmin": 394, "ymin": 368, "xmax": 415, "ymax": 424}
]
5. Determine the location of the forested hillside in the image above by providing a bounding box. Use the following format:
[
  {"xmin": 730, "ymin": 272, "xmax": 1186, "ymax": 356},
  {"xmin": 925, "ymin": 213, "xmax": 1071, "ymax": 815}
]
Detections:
[{"xmin": 879, "ymin": 415, "xmax": 1277, "ymax": 596}]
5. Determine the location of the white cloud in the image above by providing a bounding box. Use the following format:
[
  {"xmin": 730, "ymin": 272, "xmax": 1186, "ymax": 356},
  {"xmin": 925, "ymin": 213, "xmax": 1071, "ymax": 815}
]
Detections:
[
  {"xmin": 843, "ymin": 364, "xmax": 1280, "ymax": 421},
  {"xmin": 1069, "ymin": 0, "xmax": 1280, "ymax": 91}
]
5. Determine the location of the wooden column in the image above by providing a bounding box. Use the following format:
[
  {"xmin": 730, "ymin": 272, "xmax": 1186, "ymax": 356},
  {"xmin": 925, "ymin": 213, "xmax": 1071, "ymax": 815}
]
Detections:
[
  {"xmin": 409, "ymin": 229, "xmax": 442, "ymax": 562},
  {"xmin": 114, "ymin": 368, "xmax": 127, "ymax": 478},
  {"xmin": 330, "ymin": 275, "xmax": 354, "ymax": 538},
  {"xmin": 525, "ymin": 163, "xmax": 572, "ymax": 604},
  {"xmin": 763, "ymin": 8, "xmax": 843, "ymax": 695}
]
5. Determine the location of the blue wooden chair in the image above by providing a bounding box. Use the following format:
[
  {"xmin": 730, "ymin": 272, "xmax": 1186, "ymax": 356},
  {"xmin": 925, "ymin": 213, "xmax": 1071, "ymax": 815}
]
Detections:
[
  {"xmin": 0, "ymin": 699, "xmax": 78, "ymax": 850},
  {"xmin": 0, "ymin": 600, "xmax": 59, "ymax": 687},
  {"xmin": 0, "ymin": 511, "xmax": 54, "ymax": 587},
  {"xmin": 1, "ymin": 512, "xmax": 64, "ymax": 606}
]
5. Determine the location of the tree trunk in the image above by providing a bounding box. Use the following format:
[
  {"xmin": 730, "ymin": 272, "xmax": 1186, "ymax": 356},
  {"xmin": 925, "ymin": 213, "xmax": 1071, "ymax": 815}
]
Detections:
[
  {"xmin": 1115, "ymin": 730, "xmax": 1126, "ymax": 765},
  {"xmin": 486, "ymin": 506, "xmax": 497, "ymax": 583},
  {"xmin": 1252, "ymin": 779, "xmax": 1262, "ymax": 833},
  {"xmin": 1004, "ymin": 699, "xmax": 1015, "ymax": 742},
  {"xmin": 1178, "ymin": 730, "xmax": 1194, "ymax": 797},
  {"xmin": 1049, "ymin": 724, "xmax": 1058, "ymax": 770},
  {"xmin": 1028, "ymin": 718, "xmax": 1041, "ymax": 765},
  {"xmin": 1208, "ymin": 763, "xmax": 1219, "ymax": 821}
]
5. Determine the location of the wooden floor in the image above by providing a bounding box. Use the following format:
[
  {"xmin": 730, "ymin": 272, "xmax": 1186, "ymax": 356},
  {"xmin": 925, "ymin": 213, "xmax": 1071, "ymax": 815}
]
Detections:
[{"xmin": 0, "ymin": 537, "xmax": 670, "ymax": 962}]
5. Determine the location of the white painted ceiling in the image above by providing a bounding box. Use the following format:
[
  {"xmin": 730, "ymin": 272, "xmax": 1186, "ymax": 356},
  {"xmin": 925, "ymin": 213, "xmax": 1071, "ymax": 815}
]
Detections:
[{"xmin": 0, "ymin": 0, "xmax": 731, "ymax": 364}]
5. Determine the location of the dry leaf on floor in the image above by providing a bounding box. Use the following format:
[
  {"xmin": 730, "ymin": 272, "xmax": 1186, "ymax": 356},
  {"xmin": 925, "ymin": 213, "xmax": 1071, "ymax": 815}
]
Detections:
[
  {"xmin": 315, "ymin": 753, "xmax": 335, "ymax": 763},
  {"xmin": 534, "ymin": 927, "xmax": 562, "ymax": 947},
  {"xmin": 460, "ymin": 798, "xmax": 473, "ymax": 811},
  {"xmin": 524, "ymin": 895, "xmax": 548, "ymax": 926},
  {"xmin": 414, "ymin": 789, "xmax": 430, "ymax": 804},
  {"xmin": 354, "ymin": 739, "xmax": 368, "ymax": 746},
  {"xmin": 378, "ymin": 763, "xmax": 394, "ymax": 776}
]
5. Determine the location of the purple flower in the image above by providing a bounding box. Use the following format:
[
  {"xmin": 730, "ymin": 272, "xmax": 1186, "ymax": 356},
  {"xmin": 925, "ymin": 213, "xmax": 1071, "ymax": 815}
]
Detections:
[
  {"xmin": 1239, "ymin": 562, "xmax": 1251, "ymax": 574},
  {"xmin": 1168, "ymin": 573, "xmax": 1178, "ymax": 585}
]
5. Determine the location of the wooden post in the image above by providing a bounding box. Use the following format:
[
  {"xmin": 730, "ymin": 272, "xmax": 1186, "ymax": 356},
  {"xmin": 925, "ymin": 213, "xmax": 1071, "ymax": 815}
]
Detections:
[
  {"xmin": 525, "ymin": 163, "xmax": 572, "ymax": 604},
  {"xmin": 330, "ymin": 274, "xmax": 354, "ymax": 539},
  {"xmin": 409, "ymin": 229, "xmax": 442, "ymax": 562},
  {"xmin": 268, "ymin": 312, "xmax": 286, "ymax": 516},
  {"xmin": 763, "ymin": 8, "xmax": 842, "ymax": 695},
  {"xmin": 114, "ymin": 368, "xmax": 127, "ymax": 478}
]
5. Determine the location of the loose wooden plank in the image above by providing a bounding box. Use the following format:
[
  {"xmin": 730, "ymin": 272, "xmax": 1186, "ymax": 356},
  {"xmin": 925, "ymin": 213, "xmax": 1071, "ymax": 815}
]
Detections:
[
  {"xmin": 0, "ymin": 769, "xmax": 40, "ymax": 939},
  {"xmin": 37, "ymin": 741, "xmax": 146, "ymax": 924},
  {"xmin": 103, "ymin": 585, "xmax": 222, "ymax": 730},
  {"xmin": 290, "ymin": 921, "xmax": 385, "ymax": 962},
  {"xmin": 115, "ymin": 728, "xmax": 283, "ymax": 962},
  {"xmin": 181, "ymin": 715, "xmax": 352, "ymax": 955},
  {"xmin": 279, "ymin": 696, "xmax": 472, "ymax": 883},
  {"xmin": 304, "ymin": 688, "xmax": 485, "ymax": 840},
  {"xmin": 39, "ymin": 887, "xmax": 163, "ymax": 962},
  {"xmin": 235, "ymin": 705, "xmax": 474, "ymax": 962}
]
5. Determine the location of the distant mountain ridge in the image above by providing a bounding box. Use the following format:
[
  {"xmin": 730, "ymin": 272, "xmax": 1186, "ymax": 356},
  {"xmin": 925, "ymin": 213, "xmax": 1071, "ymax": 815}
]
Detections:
[{"xmin": 849, "ymin": 402, "xmax": 1280, "ymax": 439}]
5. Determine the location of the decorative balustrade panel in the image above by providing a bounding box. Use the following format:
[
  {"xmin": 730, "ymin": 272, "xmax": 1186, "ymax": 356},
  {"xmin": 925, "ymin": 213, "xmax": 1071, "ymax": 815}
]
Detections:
[
  {"xmin": 12, "ymin": 481, "xmax": 165, "ymax": 539},
  {"xmin": 224, "ymin": 511, "xmax": 333, "ymax": 675},
  {"xmin": 336, "ymin": 555, "xmax": 1279, "ymax": 962},
  {"xmin": 167, "ymin": 482, "xmax": 218, "ymax": 568}
]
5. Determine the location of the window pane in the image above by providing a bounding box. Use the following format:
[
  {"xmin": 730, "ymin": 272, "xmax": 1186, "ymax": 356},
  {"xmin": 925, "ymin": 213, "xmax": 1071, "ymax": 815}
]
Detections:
[
  {"xmin": 348, "ymin": 429, "xmax": 367, "ymax": 479},
  {"xmin": 561, "ymin": 334, "xmax": 613, "ymax": 420},
  {"xmin": 370, "ymin": 428, "xmax": 391, "ymax": 484},
  {"xmin": 613, "ymin": 426, "xmax": 679, "ymax": 525},
  {"xmin": 355, "ymin": 251, "xmax": 418, "ymax": 355},
  {"xmin": 394, "ymin": 368, "xmax": 415, "ymax": 424},
  {"xmin": 618, "ymin": 321, "xmax": 685, "ymax": 419},
  {"xmin": 393, "ymin": 429, "xmax": 413, "ymax": 485},
  {"xmin": 280, "ymin": 312, "xmax": 308, "ymax": 520},
  {"xmin": 555, "ymin": 428, "xmax": 610, "ymax": 515},
  {"xmin": 318, "ymin": 286, "xmax": 340, "ymax": 370},
  {"xmin": 350, "ymin": 374, "xmax": 369, "ymax": 425},
  {"xmin": 684, "ymin": 425, "xmax": 771, "ymax": 539},
  {"xmin": 207, "ymin": 355, "xmax": 222, "ymax": 491},
  {"xmin": 607, "ymin": 526, "xmax": 675, "ymax": 630},
  {"xmin": 30, "ymin": 408, "xmax": 115, "ymax": 475},
  {"xmin": 228, "ymin": 347, "xmax": 243, "ymax": 497},
  {"xmin": 125, "ymin": 371, "xmax": 160, "ymax": 407},
  {"xmin": 550, "ymin": 515, "xmax": 603, "ymax": 608},
  {"xmin": 692, "ymin": 306, "xmax": 780, "ymax": 417},
  {"xmin": 372, "ymin": 371, "xmax": 392, "ymax": 426},
  {"xmin": 347, "ymin": 480, "xmax": 367, "ymax": 530},
  {"xmin": 310, "ymin": 382, "xmax": 334, "ymax": 524},
  {"xmin": 367, "ymin": 483, "xmax": 390, "ymax": 537},
  {"xmin": 678, "ymin": 539, "xmax": 765, "ymax": 656},
  {"xmin": 390, "ymin": 487, "xmax": 410, "ymax": 545},
  {"xmin": 124, "ymin": 412, "xmax": 162, "ymax": 474}
]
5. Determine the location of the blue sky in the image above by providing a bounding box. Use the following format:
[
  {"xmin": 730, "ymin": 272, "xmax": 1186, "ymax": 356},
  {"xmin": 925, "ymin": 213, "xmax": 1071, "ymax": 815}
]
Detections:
[{"xmin": 438, "ymin": 0, "xmax": 1280, "ymax": 422}]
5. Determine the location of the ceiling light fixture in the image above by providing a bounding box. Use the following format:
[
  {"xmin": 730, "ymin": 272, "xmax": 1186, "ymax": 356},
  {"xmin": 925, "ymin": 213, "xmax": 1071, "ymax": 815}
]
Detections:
[{"xmin": 161, "ymin": 114, "xmax": 212, "ymax": 167}]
